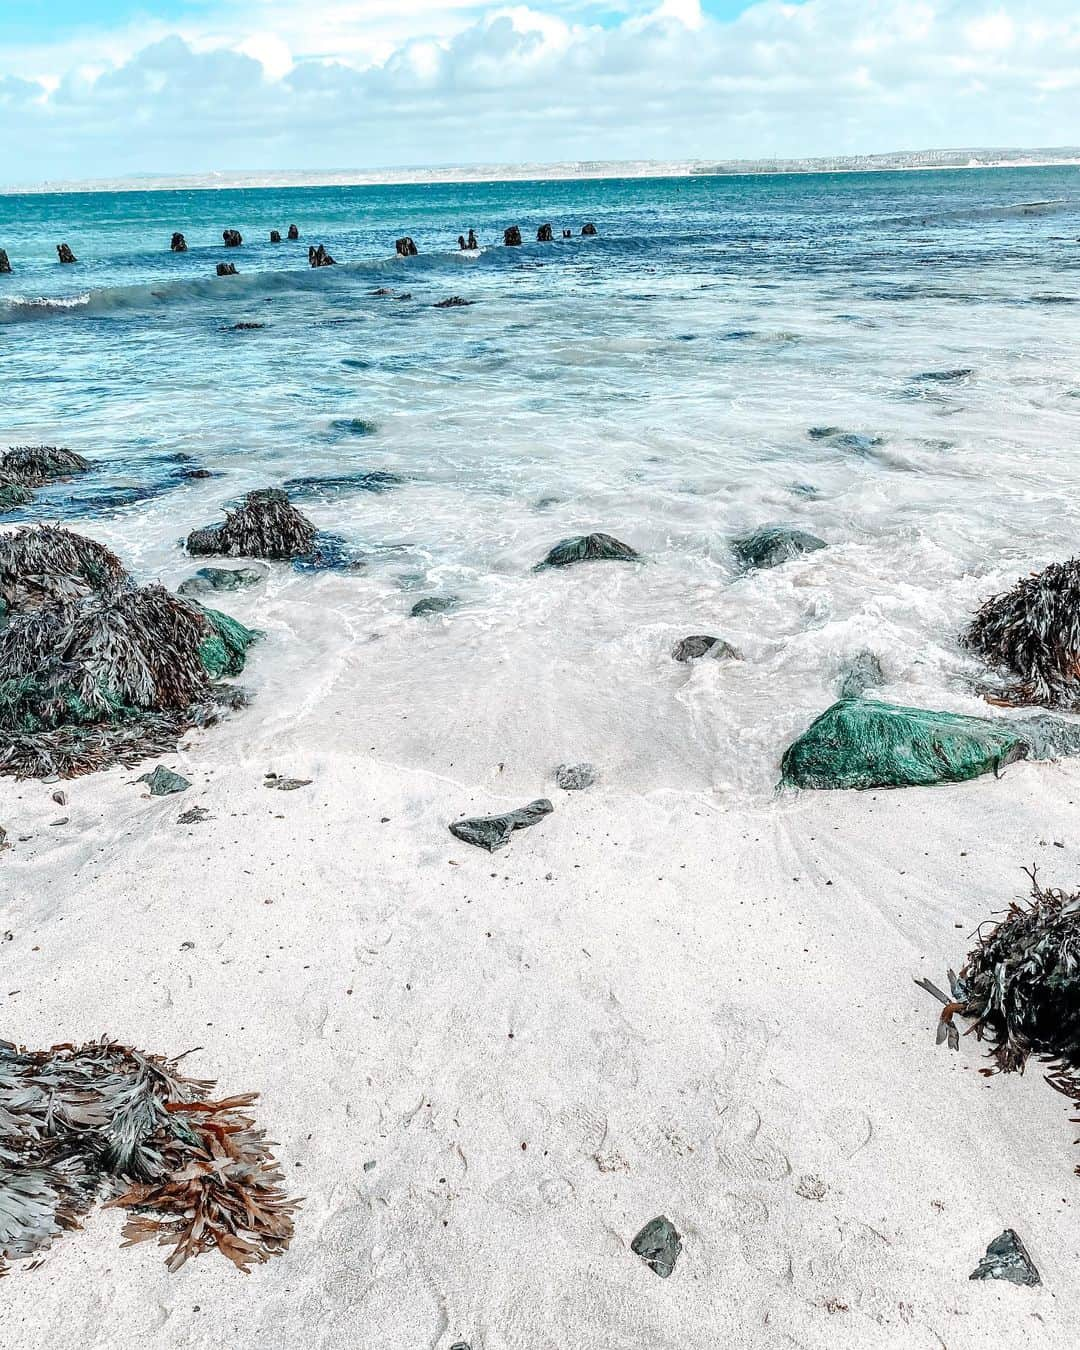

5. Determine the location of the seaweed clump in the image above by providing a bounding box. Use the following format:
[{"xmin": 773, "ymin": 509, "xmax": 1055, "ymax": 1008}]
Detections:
[
  {"xmin": 0, "ymin": 525, "xmax": 256, "ymax": 778},
  {"xmin": 964, "ymin": 559, "xmax": 1080, "ymax": 708},
  {"xmin": 0, "ymin": 1038, "xmax": 298, "ymax": 1275},
  {"xmin": 0, "ymin": 446, "xmax": 90, "ymax": 488},
  {"xmin": 187, "ymin": 488, "xmax": 317, "ymax": 560},
  {"xmin": 919, "ymin": 871, "xmax": 1080, "ymax": 1175}
]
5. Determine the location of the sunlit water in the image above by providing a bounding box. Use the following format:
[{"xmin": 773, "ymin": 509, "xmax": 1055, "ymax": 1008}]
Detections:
[{"xmin": 1, "ymin": 171, "xmax": 1079, "ymax": 798}]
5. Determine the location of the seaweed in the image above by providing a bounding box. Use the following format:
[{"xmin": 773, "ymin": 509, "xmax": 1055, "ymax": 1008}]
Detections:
[
  {"xmin": 187, "ymin": 489, "xmax": 317, "ymax": 560},
  {"xmin": 0, "ymin": 525, "xmax": 127, "ymax": 611},
  {"xmin": 0, "ymin": 1039, "xmax": 297, "ymax": 1276},
  {"xmin": 963, "ymin": 558, "xmax": 1080, "ymax": 708},
  {"xmin": 0, "ymin": 446, "xmax": 90, "ymax": 488}
]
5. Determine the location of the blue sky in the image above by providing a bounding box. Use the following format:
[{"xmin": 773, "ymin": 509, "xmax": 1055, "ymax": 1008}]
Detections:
[{"xmin": 1, "ymin": 0, "xmax": 1077, "ymax": 184}]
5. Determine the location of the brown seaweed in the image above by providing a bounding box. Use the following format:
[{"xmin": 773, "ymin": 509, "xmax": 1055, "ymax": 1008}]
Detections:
[{"xmin": 187, "ymin": 489, "xmax": 317, "ymax": 560}]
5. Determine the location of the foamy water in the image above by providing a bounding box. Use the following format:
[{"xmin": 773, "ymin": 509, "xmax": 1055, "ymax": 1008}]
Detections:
[{"xmin": 1, "ymin": 170, "xmax": 1079, "ymax": 798}]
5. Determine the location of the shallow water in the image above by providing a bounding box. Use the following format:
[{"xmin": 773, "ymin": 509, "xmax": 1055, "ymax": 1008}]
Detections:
[{"xmin": 1, "ymin": 169, "xmax": 1079, "ymax": 798}]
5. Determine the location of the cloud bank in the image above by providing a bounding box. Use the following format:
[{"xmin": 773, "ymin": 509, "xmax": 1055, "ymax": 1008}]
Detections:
[{"xmin": 1, "ymin": 0, "xmax": 1078, "ymax": 183}]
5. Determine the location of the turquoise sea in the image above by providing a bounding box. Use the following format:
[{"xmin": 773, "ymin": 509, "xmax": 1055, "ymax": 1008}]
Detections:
[{"xmin": 1, "ymin": 169, "xmax": 1078, "ymax": 795}]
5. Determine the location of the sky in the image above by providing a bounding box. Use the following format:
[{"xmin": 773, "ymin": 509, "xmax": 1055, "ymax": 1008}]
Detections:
[{"xmin": 0, "ymin": 0, "xmax": 1078, "ymax": 184}]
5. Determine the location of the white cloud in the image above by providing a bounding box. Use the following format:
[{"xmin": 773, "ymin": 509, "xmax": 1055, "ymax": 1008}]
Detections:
[{"xmin": 0, "ymin": 0, "xmax": 1078, "ymax": 182}]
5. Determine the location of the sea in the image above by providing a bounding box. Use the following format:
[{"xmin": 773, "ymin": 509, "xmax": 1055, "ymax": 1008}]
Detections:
[{"xmin": 1, "ymin": 170, "xmax": 1078, "ymax": 798}]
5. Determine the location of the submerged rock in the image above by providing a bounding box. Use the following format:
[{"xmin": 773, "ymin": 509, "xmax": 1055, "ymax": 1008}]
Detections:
[
  {"xmin": 410, "ymin": 595, "xmax": 458, "ymax": 618},
  {"xmin": 781, "ymin": 698, "xmax": 1029, "ymax": 790},
  {"xmin": 672, "ymin": 635, "xmax": 740, "ymax": 663},
  {"xmin": 555, "ymin": 763, "xmax": 596, "ymax": 791},
  {"xmin": 137, "ymin": 766, "xmax": 191, "ymax": 796},
  {"xmin": 537, "ymin": 223, "xmax": 554, "ymax": 242},
  {"xmin": 291, "ymin": 532, "xmax": 361, "ymax": 573},
  {"xmin": 914, "ymin": 368, "xmax": 974, "ymax": 383},
  {"xmin": 222, "ymin": 230, "xmax": 242, "ymax": 248},
  {"xmin": 283, "ymin": 471, "xmax": 402, "ymax": 498},
  {"xmin": 0, "ymin": 446, "xmax": 91, "ymax": 487},
  {"xmin": 187, "ymin": 489, "xmax": 317, "ymax": 560},
  {"xmin": 534, "ymin": 533, "xmax": 642, "ymax": 570},
  {"xmin": 838, "ymin": 650, "xmax": 885, "ymax": 699},
  {"xmin": 0, "ymin": 484, "xmax": 34, "ymax": 512},
  {"xmin": 733, "ymin": 527, "xmax": 826, "ymax": 570},
  {"xmin": 56, "ymin": 244, "xmax": 77, "ymax": 264},
  {"xmin": 309, "ymin": 244, "xmax": 335, "ymax": 268},
  {"xmin": 970, "ymin": 1230, "xmax": 1040, "ymax": 1287},
  {"xmin": 449, "ymin": 799, "xmax": 553, "ymax": 852},
  {"xmin": 170, "ymin": 232, "xmax": 187, "ymax": 253},
  {"xmin": 395, "ymin": 237, "xmax": 418, "ymax": 257},
  {"xmin": 226, "ymin": 322, "xmax": 264, "ymax": 332},
  {"xmin": 581, "ymin": 223, "xmax": 598, "ymax": 236},
  {"xmin": 0, "ymin": 250, "xmax": 11, "ymax": 274},
  {"xmin": 630, "ymin": 1216, "xmax": 681, "ymax": 1278},
  {"xmin": 216, "ymin": 263, "xmax": 237, "ymax": 277},
  {"xmin": 964, "ymin": 558, "xmax": 1080, "ymax": 707},
  {"xmin": 433, "ymin": 297, "xmax": 474, "ymax": 308},
  {"xmin": 178, "ymin": 564, "xmax": 268, "ymax": 598}
]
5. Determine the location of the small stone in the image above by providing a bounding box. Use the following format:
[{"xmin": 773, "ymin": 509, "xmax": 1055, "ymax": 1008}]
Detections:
[
  {"xmin": 795, "ymin": 1174, "xmax": 827, "ymax": 1201},
  {"xmin": 178, "ymin": 564, "xmax": 268, "ymax": 597},
  {"xmin": 672, "ymin": 635, "xmax": 740, "ymax": 663},
  {"xmin": 733, "ymin": 526, "xmax": 826, "ymax": 571},
  {"xmin": 395, "ymin": 236, "xmax": 418, "ymax": 257},
  {"xmin": 581, "ymin": 223, "xmax": 598, "ymax": 236},
  {"xmin": 264, "ymin": 775, "xmax": 312, "ymax": 791},
  {"xmin": 51, "ymin": 790, "xmax": 67, "ymax": 806},
  {"xmin": 170, "ymin": 232, "xmax": 187, "ymax": 252},
  {"xmin": 449, "ymin": 799, "xmax": 553, "ymax": 852},
  {"xmin": 222, "ymin": 229, "xmax": 243, "ymax": 247},
  {"xmin": 56, "ymin": 243, "xmax": 77, "ymax": 264},
  {"xmin": 534, "ymin": 533, "xmax": 642, "ymax": 570},
  {"xmin": 269, "ymin": 230, "xmax": 282, "ymax": 243},
  {"xmin": 363, "ymin": 1160, "xmax": 376, "ymax": 1172},
  {"xmin": 287, "ymin": 224, "xmax": 300, "ymax": 240},
  {"xmin": 138, "ymin": 766, "xmax": 191, "ymax": 796},
  {"xmin": 537, "ymin": 224, "xmax": 554, "ymax": 242},
  {"xmin": 410, "ymin": 595, "xmax": 458, "ymax": 618},
  {"xmin": 969, "ymin": 1229, "xmax": 1040, "ymax": 1286},
  {"xmin": 49, "ymin": 817, "xmax": 69, "ymax": 827},
  {"xmin": 178, "ymin": 806, "xmax": 211, "ymax": 825},
  {"xmin": 309, "ymin": 244, "xmax": 336, "ymax": 268},
  {"xmin": 630, "ymin": 1215, "xmax": 682, "ymax": 1278},
  {"xmin": 555, "ymin": 763, "xmax": 596, "ymax": 791},
  {"xmin": 450, "ymin": 1343, "xmax": 471, "ymax": 1350}
]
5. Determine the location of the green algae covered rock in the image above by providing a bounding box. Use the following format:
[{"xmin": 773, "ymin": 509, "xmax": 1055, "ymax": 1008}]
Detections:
[
  {"xmin": 196, "ymin": 606, "xmax": 259, "ymax": 679},
  {"xmin": 0, "ymin": 483, "xmax": 34, "ymax": 513},
  {"xmin": 780, "ymin": 698, "xmax": 1028, "ymax": 790}
]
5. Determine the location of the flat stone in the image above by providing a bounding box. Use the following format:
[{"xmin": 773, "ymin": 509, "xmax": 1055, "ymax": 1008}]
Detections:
[
  {"xmin": 178, "ymin": 564, "xmax": 268, "ymax": 597},
  {"xmin": 970, "ymin": 1229, "xmax": 1040, "ymax": 1286},
  {"xmin": 555, "ymin": 763, "xmax": 596, "ymax": 791},
  {"xmin": 630, "ymin": 1215, "xmax": 682, "ymax": 1278},
  {"xmin": 137, "ymin": 766, "xmax": 191, "ymax": 796},
  {"xmin": 264, "ymin": 775, "xmax": 312, "ymax": 791},
  {"xmin": 672, "ymin": 635, "xmax": 740, "ymax": 663},
  {"xmin": 449, "ymin": 799, "xmax": 553, "ymax": 851}
]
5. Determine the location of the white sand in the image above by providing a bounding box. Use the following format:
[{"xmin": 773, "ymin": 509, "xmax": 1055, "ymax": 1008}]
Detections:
[{"xmin": 3, "ymin": 694, "xmax": 1080, "ymax": 1347}]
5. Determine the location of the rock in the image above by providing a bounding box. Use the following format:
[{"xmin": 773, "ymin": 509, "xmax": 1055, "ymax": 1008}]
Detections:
[
  {"xmin": 970, "ymin": 1230, "xmax": 1040, "ymax": 1286},
  {"xmin": 0, "ymin": 250, "xmax": 11, "ymax": 274},
  {"xmin": 630, "ymin": 1215, "xmax": 681, "ymax": 1278},
  {"xmin": 395, "ymin": 237, "xmax": 418, "ymax": 257},
  {"xmin": 449, "ymin": 1343, "xmax": 471, "ymax": 1350},
  {"xmin": 309, "ymin": 244, "xmax": 335, "ymax": 268},
  {"xmin": 1008, "ymin": 714, "xmax": 1080, "ymax": 760},
  {"xmin": 808, "ymin": 427, "xmax": 883, "ymax": 454},
  {"xmin": 287, "ymin": 224, "xmax": 299, "ymax": 240},
  {"xmin": 503, "ymin": 226, "xmax": 522, "ymax": 247},
  {"xmin": 410, "ymin": 595, "xmax": 458, "ymax": 618},
  {"xmin": 467, "ymin": 230, "xmax": 478, "ymax": 250},
  {"xmin": 216, "ymin": 263, "xmax": 237, "ymax": 277},
  {"xmin": 781, "ymin": 699, "xmax": 1031, "ymax": 790},
  {"xmin": 170, "ymin": 232, "xmax": 187, "ymax": 252},
  {"xmin": 137, "ymin": 766, "xmax": 191, "ymax": 797},
  {"xmin": 222, "ymin": 229, "xmax": 242, "ymax": 247},
  {"xmin": 187, "ymin": 488, "xmax": 316, "ymax": 560},
  {"xmin": 914, "ymin": 368, "xmax": 974, "ymax": 383},
  {"xmin": 672, "ymin": 635, "xmax": 740, "ymax": 663},
  {"xmin": 581, "ymin": 223, "xmax": 598, "ymax": 236},
  {"xmin": 177, "ymin": 805, "xmax": 210, "ymax": 824},
  {"xmin": 0, "ymin": 483, "xmax": 34, "ymax": 512},
  {"xmin": 838, "ymin": 650, "xmax": 885, "ymax": 699},
  {"xmin": 0, "ymin": 445, "xmax": 91, "ymax": 487},
  {"xmin": 562, "ymin": 229, "xmax": 572, "ymax": 239},
  {"xmin": 537, "ymin": 223, "xmax": 554, "ymax": 242},
  {"xmin": 51, "ymin": 790, "xmax": 66, "ymax": 806},
  {"xmin": 449, "ymin": 799, "xmax": 553, "ymax": 851},
  {"xmin": 177, "ymin": 565, "xmax": 268, "ymax": 598},
  {"xmin": 56, "ymin": 244, "xmax": 77, "ymax": 264},
  {"xmin": 284, "ymin": 471, "xmax": 401, "ymax": 498},
  {"xmin": 433, "ymin": 296, "xmax": 474, "ymax": 308},
  {"xmin": 291, "ymin": 532, "xmax": 361, "ymax": 572},
  {"xmin": 227, "ymin": 322, "xmax": 264, "ymax": 331},
  {"xmin": 555, "ymin": 763, "xmax": 596, "ymax": 791},
  {"xmin": 269, "ymin": 230, "xmax": 282, "ymax": 243},
  {"xmin": 795, "ymin": 1174, "xmax": 828, "ymax": 1201},
  {"xmin": 733, "ymin": 527, "xmax": 826, "ymax": 570},
  {"xmin": 264, "ymin": 773, "xmax": 312, "ymax": 791},
  {"xmin": 458, "ymin": 235, "xmax": 466, "ymax": 250},
  {"xmin": 534, "ymin": 533, "xmax": 642, "ymax": 570}
]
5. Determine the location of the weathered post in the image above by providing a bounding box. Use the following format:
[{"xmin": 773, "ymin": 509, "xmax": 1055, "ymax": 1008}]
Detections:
[
  {"xmin": 170, "ymin": 232, "xmax": 187, "ymax": 252},
  {"xmin": 57, "ymin": 243, "xmax": 77, "ymax": 264}
]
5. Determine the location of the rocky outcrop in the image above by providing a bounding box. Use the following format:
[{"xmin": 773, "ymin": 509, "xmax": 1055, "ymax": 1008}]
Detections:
[
  {"xmin": 733, "ymin": 526, "xmax": 826, "ymax": 570},
  {"xmin": 287, "ymin": 224, "xmax": 299, "ymax": 240},
  {"xmin": 534, "ymin": 533, "xmax": 642, "ymax": 570},
  {"xmin": 0, "ymin": 446, "xmax": 91, "ymax": 487},
  {"xmin": 503, "ymin": 226, "xmax": 522, "ymax": 247},
  {"xmin": 56, "ymin": 244, "xmax": 77, "ymax": 264},
  {"xmin": 186, "ymin": 489, "xmax": 316, "ymax": 560},
  {"xmin": 0, "ymin": 484, "xmax": 33, "ymax": 512},
  {"xmin": 222, "ymin": 230, "xmax": 242, "ymax": 248},
  {"xmin": 581, "ymin": 223, "xmax": 598, "ymax": 236},
  {"xmin": 308, "ymin": 244, "xmax": 335, "ymax": 268},
  {"xmin": 170, "ymin": 233, "xmax": 187, "ymax": 252},
  {"xmin": 216, "ymin": 263, "xmax": 237, "ymax": 277},
  {"xmin": 537, "ymin": 223, "xmax": 554, "ymax": 242},
  {"xmin": 672, "ymin": 635, "xmax": 740, "ymax": 663},
  {"xmin": 395, "ymin": 237, "xmax": 418, "ymax": 257},
  {"xmin": 449, "ymin": 798, "xmax": 553, "ymax": 851}
]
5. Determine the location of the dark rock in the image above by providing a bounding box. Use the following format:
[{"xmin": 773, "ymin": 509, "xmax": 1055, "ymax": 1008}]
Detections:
[
  {"xmin": 808, "ymin": 427, "xmax": 883, "ymax": 455},
  {"xmin": 562, "ymin": 229, "xmax": 572, "ymax": 239},
  {"xmin": 0, "ymin": 483, "xmax": 34, "ymax": 512},
  {"xmin": 283, "ymin": 471, "xmax": 402, "ymax": 498},
  {"xmin": 0, "ymin": 445, "xmax": 91, "ymax": 487},
  {"xmin": 467, "ymin": 229, "xmax": 477, "ymax": 250},
  {"xmin": 555, "ymin": 763, "xmax": 596, "ymax": 791},
  {"xmin": 410, "ymin": 595, "xmax": 458, "ymax": 618},
  {"xmin": 395, "ymin": 237, "xmax": 418, "ymax": 257},
  {"xmin": 630, "ymin": 1216, "xmax": 681, "ymax": 1278},
  {"xmin": 137, "ymin": 766, "xmax": 191, "ymax": 796},
  {"xmin": 291, "ymin": 532, "xmax": 362, "ymax": 572},
  {"xmin": 807, "ymin": 425, "xmax": 842, "ymax": 439},
  {"xmin": 0, "ymin": 250, "xmax": 11, "ymax": 274},
  {"xmin": 177, "ymin": 564, "xmax": 268, "ymax": 598},
  {"xmin": 449, "ymin": 798, "xmax": 553, "ymax": 852},
  {"xmin": 177, "ymin": 467, "xmax": 216, "ymax": 479},
  {"xmin": 534, "ymin": 533, "xmax": 642, "ymax": 570},
  {"xmin": 449, "ymin": 1343, "xmax": 471, "ymax": 1350},
  {"xmin": 177, "ymin": 805, "xmax": 210, "ymax": 824},
  {"xmin": 838, "ymin": 650, "xmax": 885, "ymax": 699},
  {"xmin": 394, "ymin": 293, "xmax": 412, "ymax": 301},
  {"xmin": 581, "ymin": 223, "xmax": 598, "ymax": 236},
  {"xmin": 216, "ymin": 263, "xmax": 238, "ymax": 277},
  {"xmin": 170, "ymin": 232, "xmax": 187, "ymax": 252},
  {"xmin": 537, "ymin": 223, "xmax": 554, "ymax": 242},
  {"xmin": 504, "ymin": 226, "xmax": 522, "ymax": 247},
  {"xmin": 264, "ymin": 773, "xmax": 312, "ymax": 791},
  {"xmin": 327, "ymin": 417, "xmax": 378, "ymax": 438},
  {"xmin": 187, "ymin": 488, "xmax": 316, "ymax": 560},
  {"xmin": 914, "ymin": 368, "xmax": 974, "ymax": 383},
  {"xmin": 672, "ymin": 635, "xmax": 740, "ymax": 663},
  {"xmin": 269, "ymin": 230, "xmax": 282, "ymax": 244},
  {"xmin": 287, "ymin": 224, "xmax": 299, "ymax": 241},
  {"xmin": 458, "ymin": 235, "xmax": 466, "ymax": 250},
  {"xmin": 434, "ymin": 296, "xmax": 474, "ymax": 308},
  {"xmin": 970, "ymin": 1230, "xmax": 1040, "ymax": 1286},
  {"xmin": 56, "ymin": 244, "xmax": 77, "ymax": 264},
  {"xmin": 733, "ymin": 526, "xmax": 826, "ymax": 570},
  {"xmin": 226, "ymin": 321, "xmax": 264, "ymax": 331},
  {"xmin": 309, "ymin": 244, "xmax": 336, "ymax": 268},
  {"xmin": 222, "ymin": 230, "xmax": 242, "ymax": 248}
]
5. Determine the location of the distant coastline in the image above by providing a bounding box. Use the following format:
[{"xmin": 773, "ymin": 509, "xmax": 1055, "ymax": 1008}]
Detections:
[{"xmin": 2, "ymin": 147, "xmax": 1079, "ymax": 195}]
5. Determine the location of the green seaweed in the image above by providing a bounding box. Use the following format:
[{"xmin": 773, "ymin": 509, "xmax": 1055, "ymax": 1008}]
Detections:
[{"xmin": 196, "ymin": 606, "xmax": 259, "ymax": 679}]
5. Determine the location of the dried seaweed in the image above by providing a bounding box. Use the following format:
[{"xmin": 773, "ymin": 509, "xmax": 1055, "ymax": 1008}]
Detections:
[
  {"xmin": 0, "ymin": 525, "xmax": 126, "ymax": 613},
  {"xmin": 964, "ymin": 559, "xmax": 1080, "ymax": 707},
  {"xmin": 921, "ymin": 870, "xmax": 1080, "ymax": 1176},
  {"xmin": 0, "ymin": 446, "xmax": 91, "ymax": 488},
  {"xmin": 0, "ymin": 1039, "xmax": 297, "ymax": 1276},
  {"xmin": 187, "ymin": 489, "xmax": 317, "ymax": 560}
]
